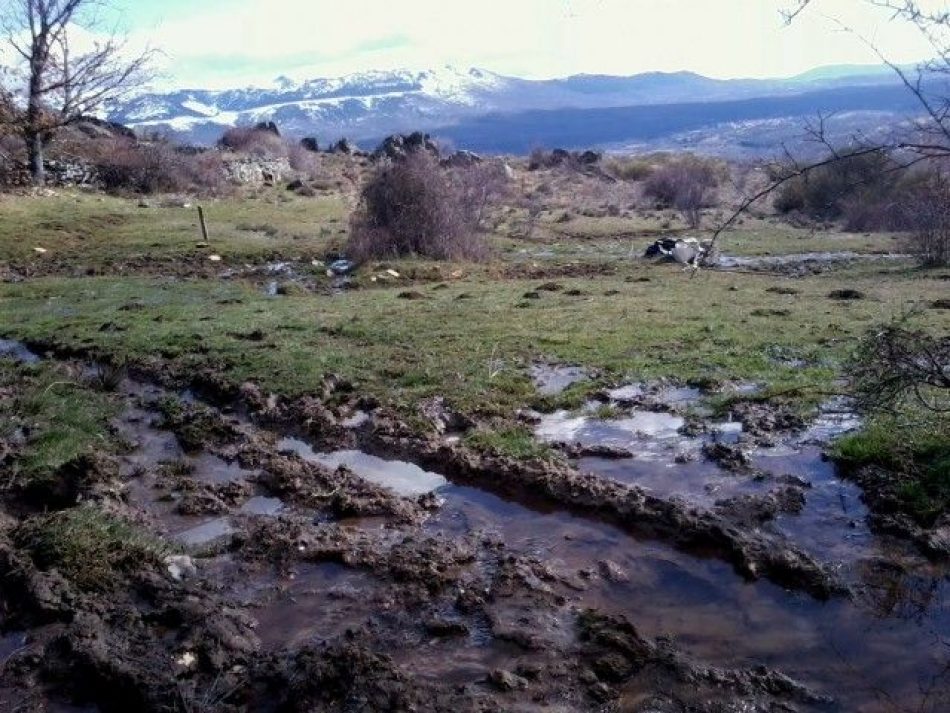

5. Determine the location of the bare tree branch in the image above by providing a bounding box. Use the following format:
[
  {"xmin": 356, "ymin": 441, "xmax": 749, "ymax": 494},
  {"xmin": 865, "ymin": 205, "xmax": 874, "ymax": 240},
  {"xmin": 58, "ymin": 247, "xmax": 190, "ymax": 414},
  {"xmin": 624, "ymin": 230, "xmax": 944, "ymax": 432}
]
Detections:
[{"xmin": 2, "ymin": 0, "xmax": 153, "ymax": 184}]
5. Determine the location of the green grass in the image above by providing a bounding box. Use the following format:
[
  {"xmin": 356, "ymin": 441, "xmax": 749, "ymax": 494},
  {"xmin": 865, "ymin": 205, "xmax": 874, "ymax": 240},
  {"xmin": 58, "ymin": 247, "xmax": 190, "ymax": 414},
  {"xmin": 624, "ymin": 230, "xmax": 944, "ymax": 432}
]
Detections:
[
  {"xmin": 834, "ymin": 416, "xmax": 950, "ymax": 526},
  {"xmin": 17, "ymin": 505, "xmax": 174, "ymax": 591},
  {"xmin": 2, "ymin": 260, "xmax": 945, "ymax": 421},
  {"xmin": 0, "ymin": 359, "xmax": 120, "ymax": 485},
  {"xmin": 0, "ymin": 189, "xmax": 348, "ymax": 267},
  {"xmin": 465, "ymin": 426, "xmax": 554, "ymax": 460}
]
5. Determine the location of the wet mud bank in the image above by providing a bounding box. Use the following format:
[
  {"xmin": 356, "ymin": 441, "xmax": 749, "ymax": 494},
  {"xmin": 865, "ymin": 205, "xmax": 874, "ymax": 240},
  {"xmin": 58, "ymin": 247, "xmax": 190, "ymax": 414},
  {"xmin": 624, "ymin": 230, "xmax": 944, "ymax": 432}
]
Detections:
[{"xmin": 1, "ymin": 340, "xmax": 948, "ymax": 711}]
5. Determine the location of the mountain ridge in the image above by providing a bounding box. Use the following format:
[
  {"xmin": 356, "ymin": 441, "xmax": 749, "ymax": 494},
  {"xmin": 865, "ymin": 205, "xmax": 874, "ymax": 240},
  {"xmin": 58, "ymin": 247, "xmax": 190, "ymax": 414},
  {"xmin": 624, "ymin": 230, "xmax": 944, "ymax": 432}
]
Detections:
[{"xmin": 106, "ymin": 63, "xmax": 911, "ymax": 153}]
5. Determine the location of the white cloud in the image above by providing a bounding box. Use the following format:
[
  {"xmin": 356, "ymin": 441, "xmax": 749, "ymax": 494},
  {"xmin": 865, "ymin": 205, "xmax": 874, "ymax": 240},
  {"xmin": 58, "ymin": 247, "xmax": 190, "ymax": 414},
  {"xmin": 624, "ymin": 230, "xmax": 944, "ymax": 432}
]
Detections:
[{"xmin": 112, "ymin": 0, "xmax": 941, "ymax": 88}]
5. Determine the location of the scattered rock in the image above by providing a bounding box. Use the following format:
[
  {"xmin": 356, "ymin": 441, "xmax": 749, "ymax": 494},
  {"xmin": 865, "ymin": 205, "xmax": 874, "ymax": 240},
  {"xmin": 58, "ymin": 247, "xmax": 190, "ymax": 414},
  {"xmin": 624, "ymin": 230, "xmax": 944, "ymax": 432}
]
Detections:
[
  {"xmin": 488, "ymin": 669, "xmax": 529, "ymax": 692},
  {"xmin": 598, "ymin": 560, "xmax": 630, "ymax": 583}
]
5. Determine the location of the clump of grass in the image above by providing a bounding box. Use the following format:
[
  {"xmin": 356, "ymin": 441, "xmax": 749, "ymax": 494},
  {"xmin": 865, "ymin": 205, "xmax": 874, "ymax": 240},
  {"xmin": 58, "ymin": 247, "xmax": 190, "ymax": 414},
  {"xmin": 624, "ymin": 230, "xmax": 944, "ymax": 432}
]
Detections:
[
  {"xmin": 591, "ymin": 403, "xmax": 623, "ymax": 420},
  {"xmin": 465, "ymin": 426, "xmax": 553, "ymax": 461},
  {"xmin": 17, "ymin": 505, "xmax": 174, "ymax": 591},
  {"xmin": 834, "ymin": 417, "xmax": 950, "ymax": 526},
  {"xmin": 0, "ymin": 360, "xmax": 118, "ymax": 484},
  {"xmin": 157, "ymin": 396, "xmax": 235, "ymax": 452}
]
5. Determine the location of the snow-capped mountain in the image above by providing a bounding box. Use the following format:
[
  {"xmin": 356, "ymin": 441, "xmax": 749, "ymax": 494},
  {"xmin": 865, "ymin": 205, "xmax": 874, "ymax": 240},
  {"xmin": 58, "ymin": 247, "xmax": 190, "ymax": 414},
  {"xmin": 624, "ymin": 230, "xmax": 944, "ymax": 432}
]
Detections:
[
  {"xmin": 108, "ymin": 66, "xmax": 512, "ymax": 144},
  {"xmin": 107, "ymin": 64, "xmax": 908, "ymax": 152}
]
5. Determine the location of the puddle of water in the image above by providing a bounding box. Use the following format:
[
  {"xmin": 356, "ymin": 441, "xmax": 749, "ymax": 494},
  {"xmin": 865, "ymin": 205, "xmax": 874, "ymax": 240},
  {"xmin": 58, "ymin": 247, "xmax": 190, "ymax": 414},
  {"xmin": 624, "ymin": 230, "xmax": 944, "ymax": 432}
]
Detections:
[
  {"xmin": 0, "ymin": 339, "xmax": 41, "ymax": 364},
  {"xmin": 253, "ymin": 562, "xmax": 382, "ymax": 650},
  {"xmin": 341, "ymin": 410, "xmax": 370, "ymax": 428},
  {"xmin": 0, "ymin": 631, "xmax": 27, "ymax": 664},
  {"xmin": 173, "ymin": 517, "xmax": 235, "ymax": 550},
  {"xmin": 427, "ymin": 481, "xmax": 950, "ymax": 712},
  {"xmin": 655, "ymin": 385, "xmax": 702, "ymax": 406},
  {"xmin": 799, "ymin": 396, "xmax": 861, "ymax": 444},
  {"xmin": 537, "ymin": 409, "xmax": 687, "ymax": 455},
  {"xmin": 530, "ymin": 364, "xmax": 588, "ymax": 396},
  {"xmin": 753, "ymin": 447, "xmax": 874, "ymax": 565},
  {"xmin": 47, "ymin": 365, "xmax": 948, "ymax": 709},
  {"xmin": 607, "ymin": 383, "xmax": 645, "ymax": 401},
  {"xmin": 277, "ymin": 438, "xmax": 448, "ymax": 497},
  {"xmin": 189, "ymin": 453, "xmax": 256, "ymax": 485},
  {"xmin": 718, "ymin": 251, "xmax": 911, "ymax": 269},
  {"xmin": 239, "ymin": 496, "xmax": 284, "ymax": 517}
]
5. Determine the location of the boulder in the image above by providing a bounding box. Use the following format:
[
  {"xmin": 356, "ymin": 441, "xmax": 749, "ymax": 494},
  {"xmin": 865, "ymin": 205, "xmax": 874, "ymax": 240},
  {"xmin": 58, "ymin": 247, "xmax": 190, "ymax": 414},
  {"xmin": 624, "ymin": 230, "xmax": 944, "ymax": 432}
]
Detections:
[
  {"xmin": 329, "ymin": 138, "xmax": 356, "ymax": 154},
  {"xmin": 440, "ymin": 150, "xmax": 482, "ymax": 168},
  {"xmin": 255, "ymin": 121, "xmax": 280, "ymax": 136},
  {"xmin": 373, "ymin": 132, "xmax": 440, "ymax": 161}
]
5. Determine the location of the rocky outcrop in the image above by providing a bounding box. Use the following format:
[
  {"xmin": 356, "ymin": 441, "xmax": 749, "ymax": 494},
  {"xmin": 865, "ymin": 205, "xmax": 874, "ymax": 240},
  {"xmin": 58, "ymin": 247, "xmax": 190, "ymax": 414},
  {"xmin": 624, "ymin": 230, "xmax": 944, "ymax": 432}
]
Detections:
[
  {"xmin": 373, "ymin": 131, "xmax": 439, "ymax": 161},
  {"xmin": 221, "ymin": 157, "xmax": 291, "ymax": 185}
]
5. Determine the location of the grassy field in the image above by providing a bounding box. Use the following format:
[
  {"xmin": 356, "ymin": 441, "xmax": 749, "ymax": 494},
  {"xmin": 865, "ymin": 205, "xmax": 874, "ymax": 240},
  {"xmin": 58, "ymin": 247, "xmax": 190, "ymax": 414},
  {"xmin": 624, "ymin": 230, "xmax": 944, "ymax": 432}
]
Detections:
[
  {"xmin": 0, "ymin": 190, "xmax": 350, "ymax": 267},
  {"xmin": 0, "ymin": 191, "xmax": 950, "ymax": 416}
]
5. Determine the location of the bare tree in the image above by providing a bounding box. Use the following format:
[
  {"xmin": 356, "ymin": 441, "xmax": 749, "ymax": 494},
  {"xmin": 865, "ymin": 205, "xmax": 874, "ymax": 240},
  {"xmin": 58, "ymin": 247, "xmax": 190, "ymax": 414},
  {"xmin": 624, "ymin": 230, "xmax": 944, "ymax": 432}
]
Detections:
[
  {"xmin": 3, "ymin": 0, "xmax": 152, "ymax": 185},
  {"xmin": 710, "ymin": 1, "xmax": 950, "ymax": 265}
]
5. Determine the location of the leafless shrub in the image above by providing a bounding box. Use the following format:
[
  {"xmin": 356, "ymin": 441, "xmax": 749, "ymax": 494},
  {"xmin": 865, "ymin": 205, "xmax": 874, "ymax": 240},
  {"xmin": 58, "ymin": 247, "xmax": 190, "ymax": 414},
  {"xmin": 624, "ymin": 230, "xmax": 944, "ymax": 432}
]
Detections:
[
  {"xmin": 605, "ymin": 156, "xmax": 654, "ymax": 182},
  {"xmin": 88, "ymin": 139, "xmax": 227, "ymax": 195},
  {"xmin": 897, "ymin": 177, "xmax": 950, "ymax": 267},
  {"xmin": 347, "ymin": 152, "xmax": 493, "ymax": 261},
  {"xmin": 218, "ymin": 127, "xmax": 287, "ymax": 158},
  {"xmin": 851, "ymin": 317, "xmax": 950, "ymax": 414},
  {"xmin": 643, "ymin": 155, "xmax": 724, "ymax": 228},
  {"xmin": 287, "ymin": 141, "xmax": 323, "ymax": 178}
]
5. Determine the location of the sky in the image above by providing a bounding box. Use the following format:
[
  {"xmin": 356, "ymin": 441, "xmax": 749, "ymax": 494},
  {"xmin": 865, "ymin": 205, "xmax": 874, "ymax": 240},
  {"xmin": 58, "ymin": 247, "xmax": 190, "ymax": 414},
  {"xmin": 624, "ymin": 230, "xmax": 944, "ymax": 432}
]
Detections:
[{"xmin": 32, "ymin": 0, "xmax": 950, "ymax": 88}]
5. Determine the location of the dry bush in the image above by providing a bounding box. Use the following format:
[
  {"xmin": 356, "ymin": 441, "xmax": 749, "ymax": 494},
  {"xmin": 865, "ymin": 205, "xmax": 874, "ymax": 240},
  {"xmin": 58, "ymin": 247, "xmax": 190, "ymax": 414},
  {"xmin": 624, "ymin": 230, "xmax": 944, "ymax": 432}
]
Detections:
[
  {"xmin": 347, "ymin": 152, "xmax": 496, "ymax": 261},
  {"xmin": 287, "ymin": 142, "xmax": 321, "ymax": 176},
  {"xmin": 605, "ymin": 156, "xmax": 654, "ymax": 182},
  {"xmin": 898, "ymin": 177, "xmax": 950, "ymax": 267},
  {"xmin": 643, "ymin": 155, "xmax": 724, "ymax": 228},
  {"xmin": 88, "ymin": 139, "xmax": 227, "ymax": 195},
  {"xmin": 773, "ymin": 150, "xmax": 895, "ymax": 221},
  {"xmin": 851, "ymin": 318, "xmax": 950, "ymax": 413},
  {"xmin": 218, "ymin": 127, "xmax": 287, "ymax": 158}
]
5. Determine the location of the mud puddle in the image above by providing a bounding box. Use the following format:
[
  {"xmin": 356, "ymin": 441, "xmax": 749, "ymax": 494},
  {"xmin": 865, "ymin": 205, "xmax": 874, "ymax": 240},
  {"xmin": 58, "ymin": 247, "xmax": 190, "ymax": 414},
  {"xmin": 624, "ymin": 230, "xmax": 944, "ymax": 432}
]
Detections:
[
  {"xmin": 0, "ymin": 338, "xmax": 40, "ymax": 364},
  {"xmin": 717, "ymin": 251, "xmax": 911, "ymax": 270},
  {"xmin": 277, "ymin": 438, "xmax": 449, "ymax": 497},
  {"xmin": 245, "ymin": 562, "xmax": 384, "ymax": 650},
  {"xmin": 530, "ymin": 363, "xmax": 589, "ymax": 396},
  {"xmin": 424, "ymin": 476, "xmax": 950, "ymax": 710},
  {"xmin": 5, "ymin": 342, "xmax": 948, "ymax": 710}
]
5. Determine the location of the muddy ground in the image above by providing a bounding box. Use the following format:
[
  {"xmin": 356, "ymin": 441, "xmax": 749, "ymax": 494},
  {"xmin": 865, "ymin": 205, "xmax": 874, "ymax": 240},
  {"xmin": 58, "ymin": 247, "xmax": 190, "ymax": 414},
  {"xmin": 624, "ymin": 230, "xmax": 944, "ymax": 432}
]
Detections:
[{"xmin": 0, "ymin": 342, "xmax": 947, "ymax": 713}]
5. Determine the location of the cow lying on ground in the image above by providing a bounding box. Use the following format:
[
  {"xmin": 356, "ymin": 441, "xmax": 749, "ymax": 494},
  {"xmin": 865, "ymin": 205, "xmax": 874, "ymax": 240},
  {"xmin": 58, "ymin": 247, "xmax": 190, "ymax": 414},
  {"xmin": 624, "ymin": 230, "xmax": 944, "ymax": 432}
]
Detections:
[{"xmin": 644, "ymin": 238, "xmax": 719, "ymax": 267}]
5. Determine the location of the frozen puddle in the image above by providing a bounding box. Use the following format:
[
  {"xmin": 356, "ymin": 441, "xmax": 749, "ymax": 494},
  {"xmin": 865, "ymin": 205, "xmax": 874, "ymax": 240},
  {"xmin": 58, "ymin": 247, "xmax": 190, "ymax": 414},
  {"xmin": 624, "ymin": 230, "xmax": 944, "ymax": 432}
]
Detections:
[
  {"xmin": 531, "ymin": 364, "xmax": 588, "ymax": 396},
  {"xmin": 173, "ymin": 517, "xmax": 235, "ymax": 550},
  {"xmin": 538, "ymin": 409, "xmax": 687, "ymax": 455},
  {"xmin": 277, "ymin": 438, "xmax": 448, "ymax": 497},
  {"xmin": 799, "ymin": 396, "xmax": 861, "ymax": 443},
  {"xmin": 239, "ymin": 496, "xmax": 285, "ymax": 516},
  {"xmin": 718, "ymin": 251, "xmax": 911, "ymax": 269}
]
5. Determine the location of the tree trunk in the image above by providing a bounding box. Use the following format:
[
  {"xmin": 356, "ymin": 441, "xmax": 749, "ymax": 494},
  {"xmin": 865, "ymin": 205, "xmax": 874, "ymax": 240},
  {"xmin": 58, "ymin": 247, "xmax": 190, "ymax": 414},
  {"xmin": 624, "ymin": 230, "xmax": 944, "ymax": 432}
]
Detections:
[{"xmin": 26, "ymin": 131, "xmax": 45, "ymax": 186}]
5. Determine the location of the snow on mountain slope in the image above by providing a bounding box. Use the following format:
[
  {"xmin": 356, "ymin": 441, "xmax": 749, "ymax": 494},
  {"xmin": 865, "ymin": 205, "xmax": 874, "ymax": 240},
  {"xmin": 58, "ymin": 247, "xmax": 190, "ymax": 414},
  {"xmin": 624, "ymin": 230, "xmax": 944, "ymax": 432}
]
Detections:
[{"xmin": 106, "ymin": 64, "xmax": 903, "ymax": 147}]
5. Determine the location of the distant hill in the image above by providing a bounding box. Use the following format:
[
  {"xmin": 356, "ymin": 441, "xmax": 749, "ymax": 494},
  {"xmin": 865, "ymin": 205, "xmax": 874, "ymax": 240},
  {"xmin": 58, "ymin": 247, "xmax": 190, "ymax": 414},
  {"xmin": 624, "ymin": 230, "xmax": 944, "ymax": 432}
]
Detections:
[{"xmin": 106, "ymin": 64, "xmax": 920, "ymax": 155}]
